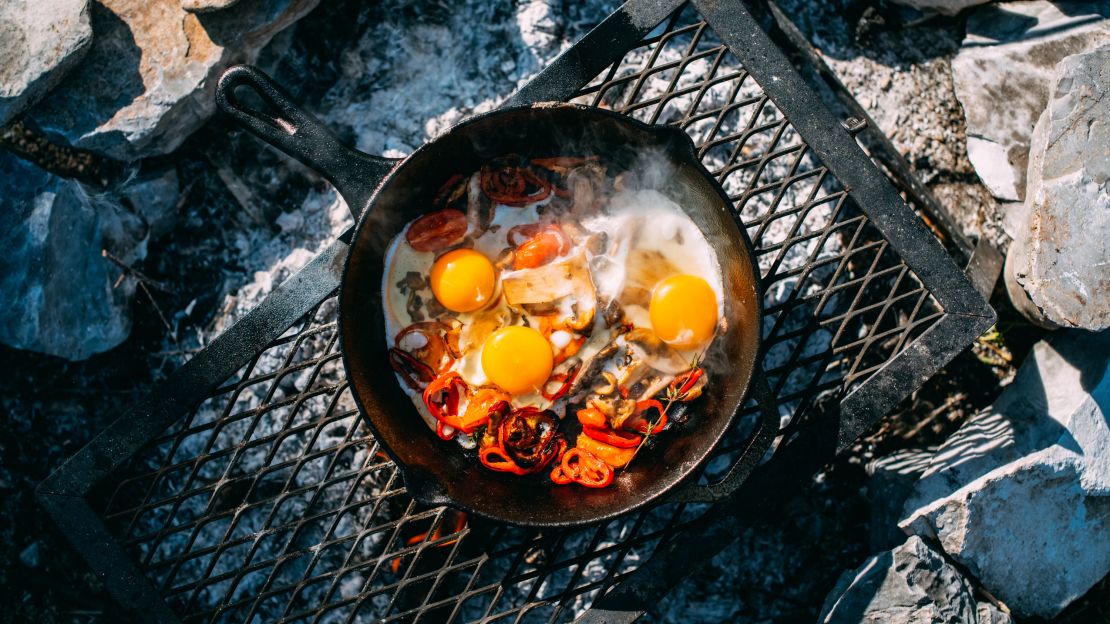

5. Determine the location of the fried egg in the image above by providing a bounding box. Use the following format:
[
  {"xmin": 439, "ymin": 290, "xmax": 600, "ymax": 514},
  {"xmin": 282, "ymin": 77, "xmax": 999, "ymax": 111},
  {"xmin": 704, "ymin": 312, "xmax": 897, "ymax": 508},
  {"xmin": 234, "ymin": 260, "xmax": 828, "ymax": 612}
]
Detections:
[{"xmin": 580, "ymin": 189, "xmax": 724, "ymax": 354}]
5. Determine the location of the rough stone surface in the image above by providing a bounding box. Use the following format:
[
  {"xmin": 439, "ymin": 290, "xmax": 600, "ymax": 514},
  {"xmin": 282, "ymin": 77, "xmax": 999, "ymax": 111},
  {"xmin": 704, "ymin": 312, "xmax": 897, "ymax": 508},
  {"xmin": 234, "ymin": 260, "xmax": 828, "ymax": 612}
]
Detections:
[
  {"xmin": 26, "ymin": 0, "xmax": 319, "ymax": 162},
  {"xmin": 818, "ymin": 536, "xmax": 978, "ymax": 623},
  {"xmin": 1004, "ymin": 44, "xmax": 1110, "ymax": 330},
  {"xmin": 182, "ymin": 0, "xmax": 242, "ymax": 13},
  {"xmin": 977, "ymin": 603, "xmax": 1014, "ymax": 624},
  {"xmin": 0, "ymin": 152, "xmax": 180, "ymax": 360},
  {"xmin": 952, "ymin": 1, "xmax": 1110, "ymax": 201},
  {"xmin": 888, "ymin": 0, "xmax": 989, "ymax": 16},
  {"xmin": 0, "ymin": 0, "xmax": 93, "ymax": 125},
  {"xmin": 900, "ymin": 330, "xmax": 1110, "ymax": 619}
]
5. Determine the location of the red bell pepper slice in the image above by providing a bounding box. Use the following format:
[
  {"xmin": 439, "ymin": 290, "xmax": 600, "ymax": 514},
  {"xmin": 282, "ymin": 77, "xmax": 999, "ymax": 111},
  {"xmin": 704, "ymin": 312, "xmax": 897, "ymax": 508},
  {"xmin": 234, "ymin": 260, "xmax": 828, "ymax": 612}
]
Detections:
[{"xmin": 581, "ymin": 425, "xmax": 642, "ymax": 449}]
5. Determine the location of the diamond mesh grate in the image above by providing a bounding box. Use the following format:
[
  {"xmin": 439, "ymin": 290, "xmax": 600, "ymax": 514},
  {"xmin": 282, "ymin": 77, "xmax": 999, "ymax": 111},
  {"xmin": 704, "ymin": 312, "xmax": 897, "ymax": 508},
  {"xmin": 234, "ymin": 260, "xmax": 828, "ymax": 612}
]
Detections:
[{"xmin": 89, "ymin": 4, "xmax": 945, "ymax": 622}]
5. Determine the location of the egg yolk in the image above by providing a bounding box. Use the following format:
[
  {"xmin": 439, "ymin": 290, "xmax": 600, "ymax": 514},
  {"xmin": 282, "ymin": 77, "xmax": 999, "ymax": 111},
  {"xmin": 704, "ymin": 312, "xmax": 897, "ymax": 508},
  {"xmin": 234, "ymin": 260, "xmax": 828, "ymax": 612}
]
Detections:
[
  {"xmin": 649, "ymin": 274, "xmax": 718, "ymax": 349},
  {"xmin": 429, "ymin": 248, "xmax": 496, "ymax": 313},
  {"xmin": 481, "ymin": 326, "xmax": 553, "ymax": 395}
]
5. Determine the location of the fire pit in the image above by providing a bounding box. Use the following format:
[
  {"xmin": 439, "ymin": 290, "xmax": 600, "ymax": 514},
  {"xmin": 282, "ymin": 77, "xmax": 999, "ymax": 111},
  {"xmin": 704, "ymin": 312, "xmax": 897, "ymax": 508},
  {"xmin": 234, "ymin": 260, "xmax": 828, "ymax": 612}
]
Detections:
[{"xmin": 38, "ymin": 1, "xmax": 995, "ymax": 622}]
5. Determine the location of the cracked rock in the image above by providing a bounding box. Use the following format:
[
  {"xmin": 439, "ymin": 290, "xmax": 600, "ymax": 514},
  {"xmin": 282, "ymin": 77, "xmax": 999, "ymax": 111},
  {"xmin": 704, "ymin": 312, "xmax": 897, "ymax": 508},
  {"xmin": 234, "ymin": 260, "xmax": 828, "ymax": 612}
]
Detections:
[
  {"xmin": 952, "ymin": 1, "xmax": 1110, "ymax": 202},
  {"xmin": 900, "ymin": 330, "xmax": 1110, "ymax": 618},
  {"xmin": 818, "ymin": 536, "xmax": 980, "ymax": 623},
  {"xmin": 0, "ymin": 152, "xmax": 179, "ymax": 360},
  {"xmin": 0, "ymin": 0, "xmax": 93, "ymax": 125},
  {"xmin": 1004, "ymin": 43, "xmax": 1110, "ymax": 330},
  {"xmin": 26, "ymin": 0, "xmax": 319, "ymax": 161}
]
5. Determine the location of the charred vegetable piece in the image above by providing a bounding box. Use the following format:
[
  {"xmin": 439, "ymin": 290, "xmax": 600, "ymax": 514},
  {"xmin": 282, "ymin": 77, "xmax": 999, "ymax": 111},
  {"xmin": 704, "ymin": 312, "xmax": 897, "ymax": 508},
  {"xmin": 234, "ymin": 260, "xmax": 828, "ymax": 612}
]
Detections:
[
  {"xmin": 626, "ymin": 399, "xmax": 668, "ymax": 435},
  {"xmin": 480, "ymin": 156, "xmax": 552, "ymax": 207},
  {"xmin": 406, "ymin": 208, "xmax": 468, "ymax": 252},
  {"xmin": 433, "ymin": 173, "xmax": 467, "ymax": 208},
  {"xmin": 481, "ymin": 435, "xmax": 565, "ymax": 475},
  {"xmin": 389, "ymin": 348, "xmax": 436, "ymax": 391},
  {"xmin": 499, "ymin": 407, "xmax": 561, "ymax": 468}
]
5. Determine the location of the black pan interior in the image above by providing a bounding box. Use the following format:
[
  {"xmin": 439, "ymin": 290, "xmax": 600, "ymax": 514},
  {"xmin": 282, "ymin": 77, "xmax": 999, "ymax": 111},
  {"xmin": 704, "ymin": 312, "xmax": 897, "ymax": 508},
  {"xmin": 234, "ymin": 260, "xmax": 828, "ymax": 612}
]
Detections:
[{"xmin": 339, "ymin": 104, "xmax": 761, "ymax": 526}]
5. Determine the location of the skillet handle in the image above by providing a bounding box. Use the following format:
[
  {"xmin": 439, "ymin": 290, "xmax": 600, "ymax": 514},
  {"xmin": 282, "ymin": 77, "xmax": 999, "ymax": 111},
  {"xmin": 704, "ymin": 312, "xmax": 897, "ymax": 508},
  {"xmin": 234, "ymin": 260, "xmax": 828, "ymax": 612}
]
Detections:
[
  {"xmin": 666, "ymin": 374, "xmax": 779, "ymax": 503},
  {"xmin": 216, "ymin": 64, "xmax": 399, "ymax": 217}
]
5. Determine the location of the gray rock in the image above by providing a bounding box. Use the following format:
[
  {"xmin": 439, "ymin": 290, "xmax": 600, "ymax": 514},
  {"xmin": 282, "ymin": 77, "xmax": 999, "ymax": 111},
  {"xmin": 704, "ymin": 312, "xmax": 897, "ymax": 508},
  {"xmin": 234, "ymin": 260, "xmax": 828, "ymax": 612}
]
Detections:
[
  {"xmin": 26, "ymin": 0, "xmax": 319, "ymax": 162},
  {"xmin": 0, "ymin": 0, "xmax": 93, "ymax": 125},
  {"xmin": 19, "ymin": 542, "xmax": 40, "ymax": 569},
  {"xmin": 0, "ymin": 151, "xmax": 179, "ymax": 360},
  {"xmin": 887, "ymin": 0, "xmax": 990, "ymax": 16},
  {"xmin": 121, "ymin": 167, "xmax": 182, "ymax": 240},
  {"xmin": 818, "ymin": 535, "xmax": 978, "ymax": 623},
  {"xmin": 952, "ymin": 2, "xmax": 1110, "ymax": 201},
  {"xmin": 182, "ymin": 0, "xmax": 242, "ymax": 13},
  {"xmin": 900, "ymin": 330, "xmax": 1110, "ymax": 619},
  {"xmin": 1004, "ymin": 44, "xmax": 1110, "ymax": 330}
]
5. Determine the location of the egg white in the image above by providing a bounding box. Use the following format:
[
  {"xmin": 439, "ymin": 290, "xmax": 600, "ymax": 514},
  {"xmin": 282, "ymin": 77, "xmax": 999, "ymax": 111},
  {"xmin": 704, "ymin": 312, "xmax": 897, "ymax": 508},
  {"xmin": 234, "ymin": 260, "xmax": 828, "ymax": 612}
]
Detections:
[{"xmin": 580, "ymin": 189, "xmax": 725, "ymax": 344}]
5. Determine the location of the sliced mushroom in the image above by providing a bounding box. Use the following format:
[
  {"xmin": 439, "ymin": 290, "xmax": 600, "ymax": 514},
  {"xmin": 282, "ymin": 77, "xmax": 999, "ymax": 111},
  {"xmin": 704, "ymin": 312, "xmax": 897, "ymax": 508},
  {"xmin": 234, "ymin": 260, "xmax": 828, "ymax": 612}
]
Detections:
[
  {"xmin": 467, "ymin": 171, "xmax": 494, "ymax": 233},
  {"xmin": 566, "ymin": 162, "xmax": 608, "ymax": 214},
  {"xmin": 501, "ymin": 252, "xmax": 597, "ymax": 331},
  {"xmin": 625, "ymin": 328, "xmax": 691, "ymax": 375}
]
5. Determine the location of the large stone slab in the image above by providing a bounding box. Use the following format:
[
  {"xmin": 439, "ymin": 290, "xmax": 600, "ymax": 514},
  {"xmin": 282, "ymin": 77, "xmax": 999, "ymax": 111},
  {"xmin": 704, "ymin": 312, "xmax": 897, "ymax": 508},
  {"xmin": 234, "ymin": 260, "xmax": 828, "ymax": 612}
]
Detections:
[
  {"xmin": 900, "ymin": 330, "xmax": 1110, "ymax": 619},
  {"xmin": 952, "ymin": 1, "xmax": 1110, "ymax": 201},
  {"xmin": 0, "ymin": 0, "xmax": 93, "ymax": 126},
  {"xmin": 26, "ymin": 0, "xmax": 318, "ymax": 162},
  {"xmin": 0, "ymin": 152, "xmax": 179, "ymax": 360},
  {"xmin": 818, "ymin": 536, "xmax": 984, "ymax": 624},
  {"xmin": 1004, "ymin": 44, "xmax": 1110, "ymax": 330}
]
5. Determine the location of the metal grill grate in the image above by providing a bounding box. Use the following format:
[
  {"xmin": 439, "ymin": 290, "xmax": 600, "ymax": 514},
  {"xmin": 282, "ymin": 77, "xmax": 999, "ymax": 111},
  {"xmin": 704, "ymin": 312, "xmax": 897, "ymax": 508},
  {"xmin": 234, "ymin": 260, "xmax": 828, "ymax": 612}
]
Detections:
[{"xmin": 40, "ymin": 2, "xmax": 994, "ymax": 622}]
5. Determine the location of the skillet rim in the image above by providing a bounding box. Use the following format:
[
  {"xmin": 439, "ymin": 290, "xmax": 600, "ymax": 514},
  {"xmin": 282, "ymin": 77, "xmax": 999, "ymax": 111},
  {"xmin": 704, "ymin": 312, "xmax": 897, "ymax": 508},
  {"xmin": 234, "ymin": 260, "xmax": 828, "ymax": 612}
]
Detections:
[{"xmin": 338, "ymin": 102, "xmax": 763, "ymax": 527}]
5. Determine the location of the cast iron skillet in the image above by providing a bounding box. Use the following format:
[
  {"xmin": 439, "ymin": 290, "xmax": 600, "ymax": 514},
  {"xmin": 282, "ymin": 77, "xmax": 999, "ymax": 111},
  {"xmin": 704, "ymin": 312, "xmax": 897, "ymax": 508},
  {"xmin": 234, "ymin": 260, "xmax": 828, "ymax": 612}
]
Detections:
[{"xmin": 215, "ymin": 65, "xmax": 762, "ymax": 527}]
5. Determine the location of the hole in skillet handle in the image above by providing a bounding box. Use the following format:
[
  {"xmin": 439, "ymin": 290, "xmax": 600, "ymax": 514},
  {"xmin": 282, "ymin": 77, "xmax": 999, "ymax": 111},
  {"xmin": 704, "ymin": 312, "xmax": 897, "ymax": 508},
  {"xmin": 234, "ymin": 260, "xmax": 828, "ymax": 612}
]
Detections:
[
  {"xmin": 215, "ymin": 64, "xmax": 400, "ymax": 216},
  {"xmin": 216, "ymin": 65, "xmax": 308, "ymax": 147}
]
